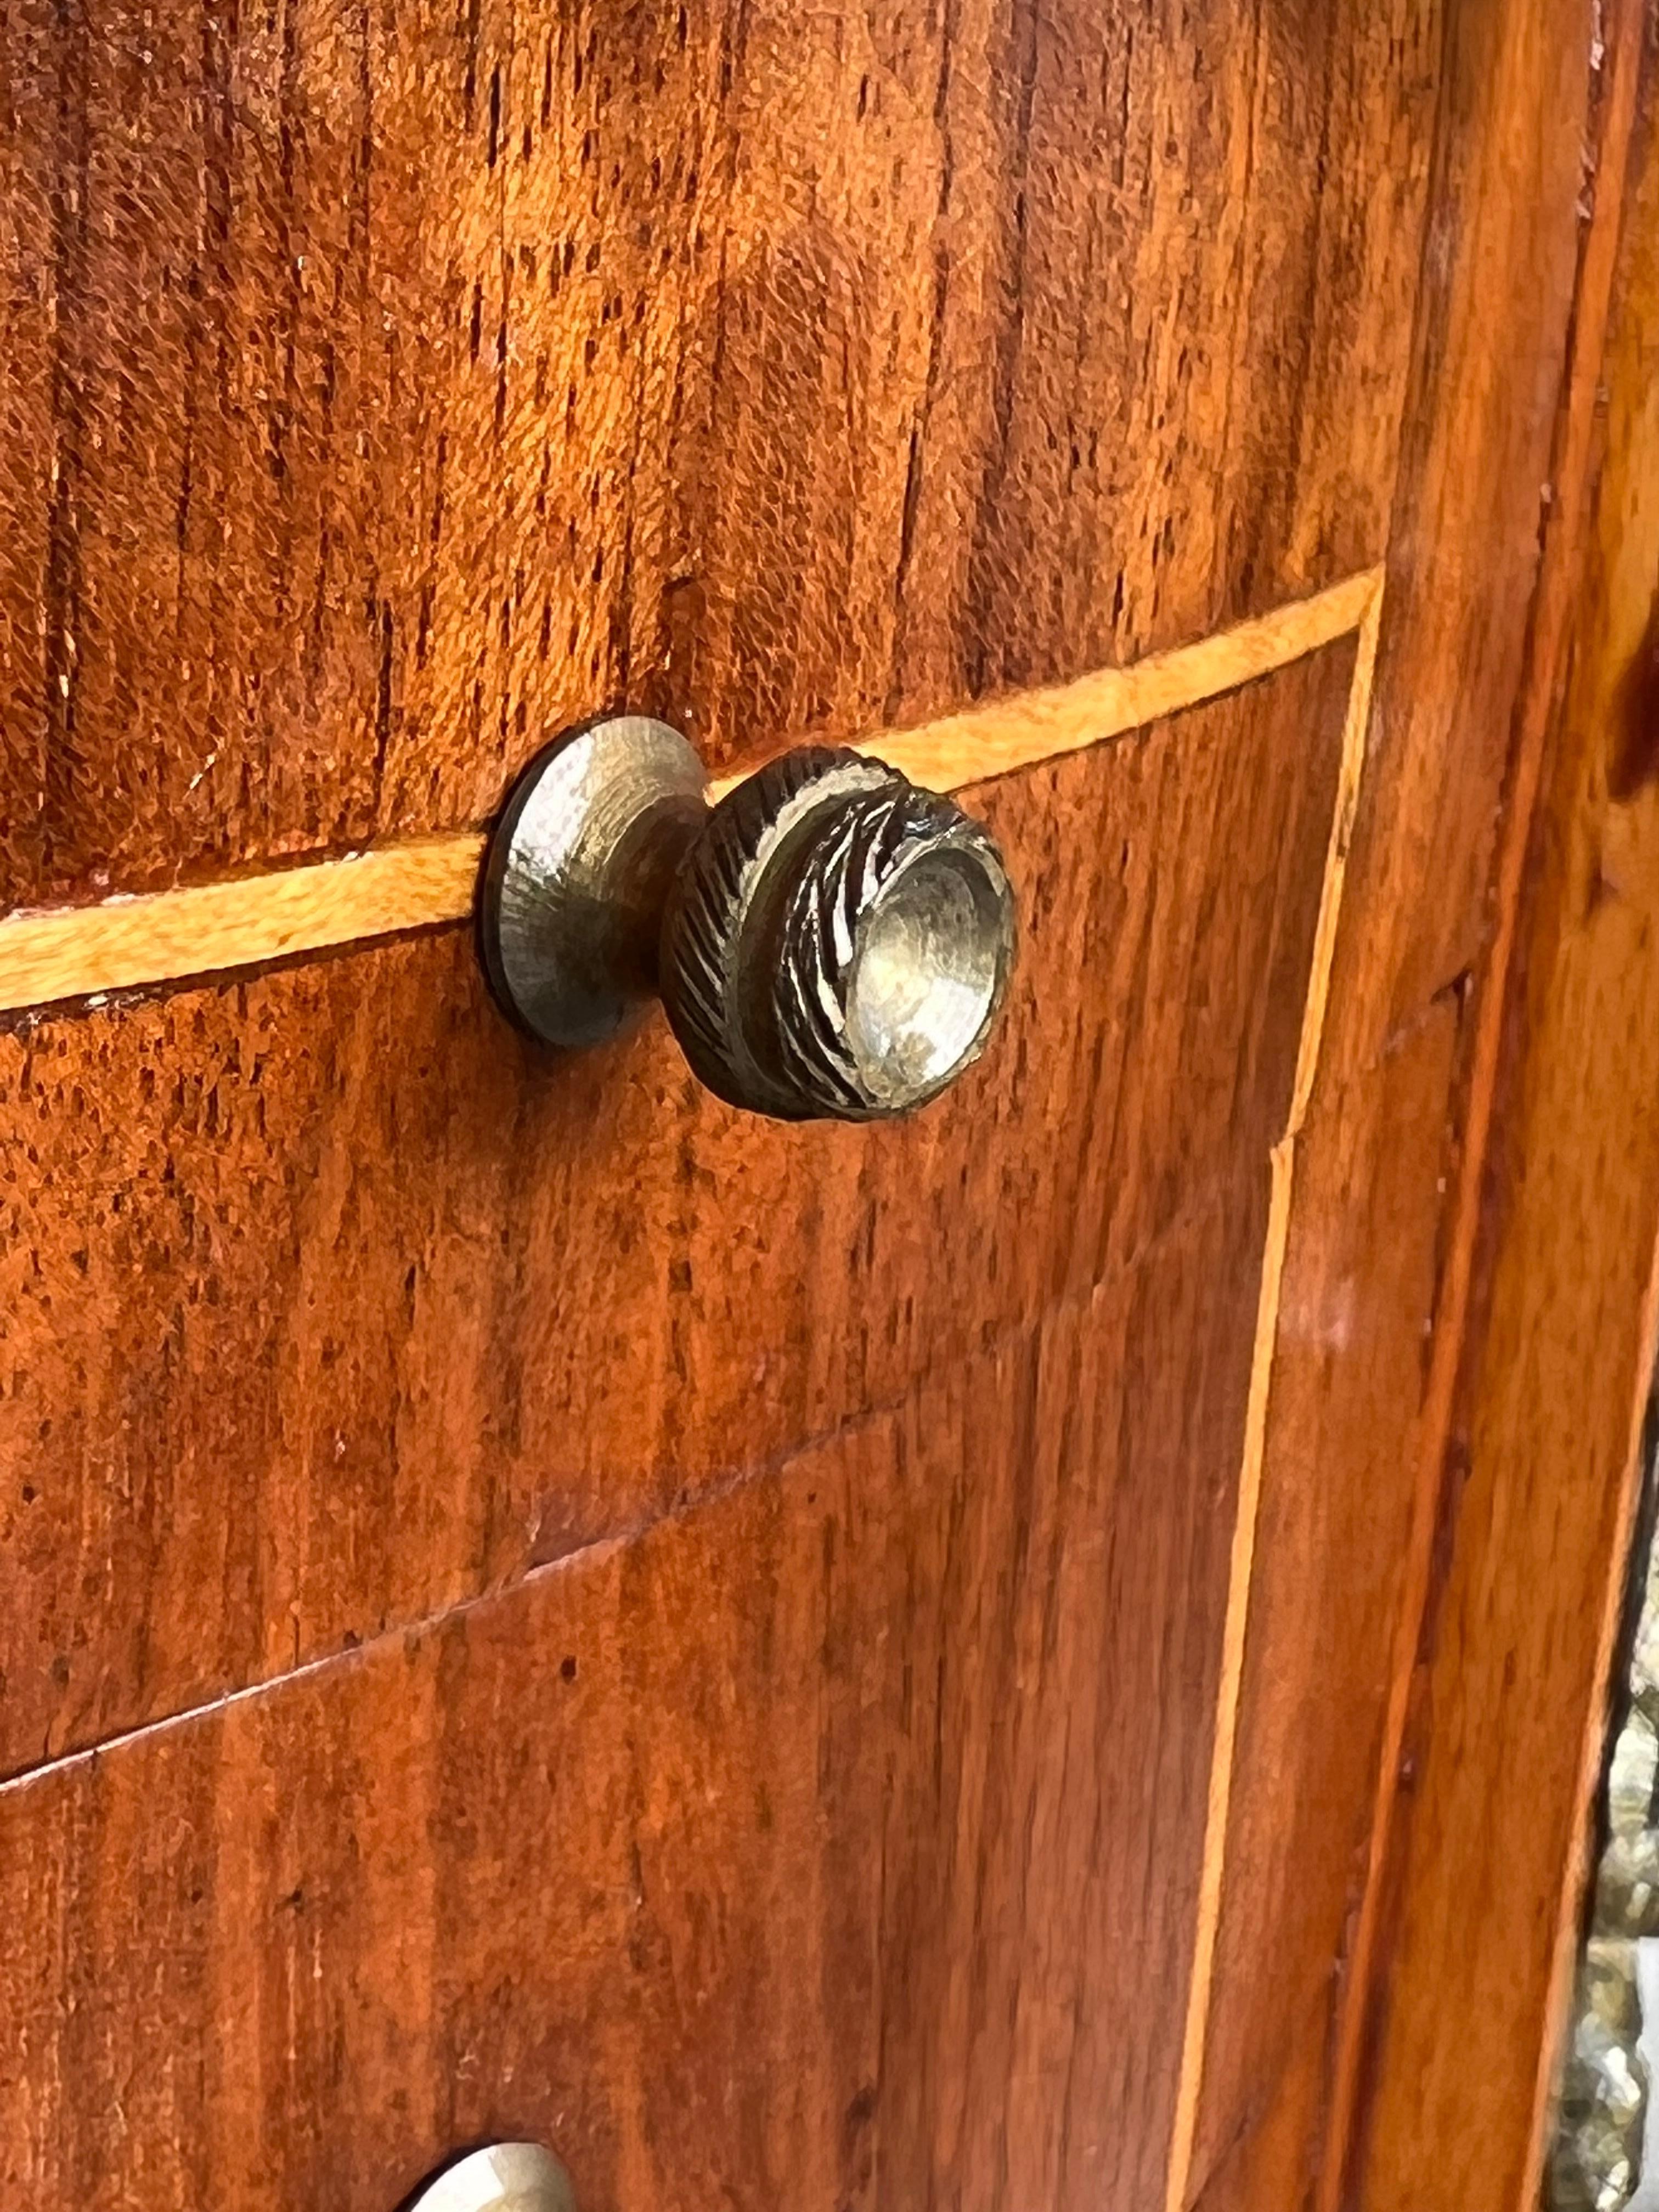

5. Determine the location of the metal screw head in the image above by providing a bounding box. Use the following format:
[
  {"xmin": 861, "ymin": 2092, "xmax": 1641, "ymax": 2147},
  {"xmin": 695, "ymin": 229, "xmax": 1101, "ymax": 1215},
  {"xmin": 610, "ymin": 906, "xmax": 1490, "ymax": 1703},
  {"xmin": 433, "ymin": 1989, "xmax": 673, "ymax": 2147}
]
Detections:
[{"xmin": 404, "ymin": 2144, "xmax": 577, "ymax": 2212}]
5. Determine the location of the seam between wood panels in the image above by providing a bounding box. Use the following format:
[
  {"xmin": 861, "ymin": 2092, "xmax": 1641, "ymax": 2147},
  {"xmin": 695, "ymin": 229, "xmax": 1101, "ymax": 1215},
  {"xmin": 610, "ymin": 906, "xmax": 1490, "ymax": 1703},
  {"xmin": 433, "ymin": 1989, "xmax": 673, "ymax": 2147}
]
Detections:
[
  {"xmin": 1316, "ymin": 14, "xmax": 1652, "ymax": 2205},
  {"xmin": 1163, "ymin": 570, "xmax": 1387, "ymax": 2212},
  {"xmin": 0, "ymin": 1142, "xmax": 1283, "ymax": 1794},
  {"xmin": 0, "ymin": 569, "xmax": 1380, "ymax": 1018}
]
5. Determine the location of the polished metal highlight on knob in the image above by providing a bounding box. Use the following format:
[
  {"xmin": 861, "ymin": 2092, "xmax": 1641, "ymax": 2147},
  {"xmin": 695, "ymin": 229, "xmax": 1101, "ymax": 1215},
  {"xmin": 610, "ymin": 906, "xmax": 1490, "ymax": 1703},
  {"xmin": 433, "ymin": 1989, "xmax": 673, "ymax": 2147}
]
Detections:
[
  {"xmin": 405, "ymin": 2143, "xmax": 576, "ymax": 2212},
  {"xmin": 479, "ymin": 718, "xmax": 1017, "ymax": 1123}
]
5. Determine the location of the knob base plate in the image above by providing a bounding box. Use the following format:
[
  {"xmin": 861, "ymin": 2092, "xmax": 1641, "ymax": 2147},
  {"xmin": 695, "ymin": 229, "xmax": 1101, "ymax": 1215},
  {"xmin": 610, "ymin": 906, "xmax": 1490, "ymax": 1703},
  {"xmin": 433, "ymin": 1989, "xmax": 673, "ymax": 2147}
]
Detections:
[{"xmin": 479, "ymin": 716, "xmax": 708, "ymax": 1051}]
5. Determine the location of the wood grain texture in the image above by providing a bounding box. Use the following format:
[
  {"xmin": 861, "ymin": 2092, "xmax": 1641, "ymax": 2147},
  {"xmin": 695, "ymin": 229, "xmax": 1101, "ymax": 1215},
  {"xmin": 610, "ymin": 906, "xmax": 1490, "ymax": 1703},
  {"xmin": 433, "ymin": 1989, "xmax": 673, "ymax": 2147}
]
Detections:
[
  {"xmin": 0, "ymin": 646, "xmax": 1353, "ymax": 1785},
  {"xmin": 1319, "ymin": 0, "xmax": 1605, "ymax": 1090},
  {"xmin": 0, "ymin": 571, "xmax": 1380, "ymax": 1016},
  {"xmin": 827, "ymin": 573, "xmax": 1381, "ymax": 826},
  {"xmin": 0, "ymin": 1188, "xmax": 1266, "ymax": 2212},
  {"xmin": 1182, "ymin": 1008, "xmax": 1460, "ymax": 2212},
  {"xmin": 1164, "ymin": 577, "xmax": 1383, "ymax": 2212},
  {"xmin": 0, "ymin": 0, "xmax": 1434, "ymax": 908},
  {"xmin": 1160, "ymin": 7, "xmax": 1638, "ymax": 2205},
  {"xmin": 1340, "ymin": 14, "xmax": 1659, "ymax": 2208},
  {"xmin": 5, "ymin": 7, "xmax": 1636, "ymax": 2207}
]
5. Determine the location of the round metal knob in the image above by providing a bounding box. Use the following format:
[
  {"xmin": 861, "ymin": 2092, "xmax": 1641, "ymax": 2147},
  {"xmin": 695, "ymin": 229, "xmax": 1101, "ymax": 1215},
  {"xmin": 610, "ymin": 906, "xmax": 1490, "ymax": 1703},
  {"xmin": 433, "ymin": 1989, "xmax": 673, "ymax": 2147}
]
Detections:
[
  {"xmin": 479, "ymin": 719, "xmax": 1016, "ymax": 1124},
  {"xmin": 660, "ymin": 746, "xmax": 1014, "ymax": 1119},
  {"xmin": 405, "ymin": 2143, "xmax": 575, "ymax": 2212}
]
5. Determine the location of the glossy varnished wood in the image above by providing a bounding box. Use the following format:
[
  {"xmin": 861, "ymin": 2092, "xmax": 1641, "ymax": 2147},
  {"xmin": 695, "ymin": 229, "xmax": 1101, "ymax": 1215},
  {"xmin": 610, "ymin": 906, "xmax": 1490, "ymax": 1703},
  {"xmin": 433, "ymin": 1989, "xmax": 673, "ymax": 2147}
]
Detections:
[
  {"xmin": 0, "ymin": 646, "xmax": 1353, "ymax": 1783},
  {"xmin": 0, "ymin": 571, "xmax": 1378, "ymax": 1014},
  {"xmin": 5, "ymin": 5, "xmax": 1651, "ymax": 2210},
  {"xmin": 1342, "ymin": 14, "xmax": 1659, "ymax": 2207},
  {"xmin": 0, "ymin": 0, "xmax": 1432, "ymax": 906},
  {"xmin": 1183, "ymin": 1006, "xmax": 1459, "ymax": 2209},
  {"xmin": 0, "ymin": 1195, "xmax": 1263, "ymax": 2212},
  {"xmin": 1164, "ymin": 580, "xmax": 1384, "ymax": 2210},
  {"xmin": 1171, "ymin": 7, "xmax": 1635, "ymax": 2205}
]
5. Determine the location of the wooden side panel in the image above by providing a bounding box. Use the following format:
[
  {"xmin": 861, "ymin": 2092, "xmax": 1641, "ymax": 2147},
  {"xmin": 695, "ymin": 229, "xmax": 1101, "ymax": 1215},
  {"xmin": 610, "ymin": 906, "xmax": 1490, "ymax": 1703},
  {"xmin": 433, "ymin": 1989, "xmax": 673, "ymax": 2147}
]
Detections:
[
  {"xmin": 1321, "ymin": 0, "xmax": 1602, "ymax": 1087},
  {"xmin": 1184, "ymin": 1008, "xmax": 1459, "ymax": 2210},
  {"xmin": 1170, "ymin": 6, "xmax": 1627, "ymax": 2205},
  {"xmin": 0, "ymin": 645, "xmax": 1352, "ymax": 1784},
  {"xmin": 0, "ymin": 1186, "xmax": 1262, "ymax": 2212},
  {"xmin": 1346, "ymin": 16, "xmax": 1659, "ymax": 2208},
  {"xmin": 0, "ymin": 0, "xmax": 1434, "ymax": 905}
]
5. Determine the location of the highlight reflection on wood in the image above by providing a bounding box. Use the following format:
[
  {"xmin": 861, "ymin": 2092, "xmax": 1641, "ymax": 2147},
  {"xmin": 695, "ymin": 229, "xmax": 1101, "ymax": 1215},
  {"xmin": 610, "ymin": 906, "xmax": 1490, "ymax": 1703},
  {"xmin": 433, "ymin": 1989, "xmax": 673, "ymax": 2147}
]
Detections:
[{"xmin": 0, "ymin": 571, "xmax": 1381, "ymax": 1018}]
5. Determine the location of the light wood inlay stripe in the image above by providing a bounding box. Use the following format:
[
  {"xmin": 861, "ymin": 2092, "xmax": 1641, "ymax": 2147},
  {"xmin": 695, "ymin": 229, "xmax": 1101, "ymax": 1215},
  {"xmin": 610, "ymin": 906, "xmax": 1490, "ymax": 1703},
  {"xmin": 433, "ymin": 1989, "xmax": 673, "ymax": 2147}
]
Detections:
[
  {"xmin": 0, "ymin": 838, "xmax": 491, "ymax": 1020},
  {"xmin": 0, "ymin": 567, "xmax": 1381, "ymax": 1017},
  {"xmin": 1163, "ymin": 570, "xmax": 1388, "ymax": 2212},
  {"xmin": 831, "ymin": 563, "xmax": 1379, "ymax": 802}
]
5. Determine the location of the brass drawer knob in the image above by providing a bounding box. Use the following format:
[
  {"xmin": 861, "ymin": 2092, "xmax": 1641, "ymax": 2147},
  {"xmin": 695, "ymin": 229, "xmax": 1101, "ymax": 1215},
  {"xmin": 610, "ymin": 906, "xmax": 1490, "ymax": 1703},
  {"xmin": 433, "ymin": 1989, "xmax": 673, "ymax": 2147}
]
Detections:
[
  {"xmin": 480, "ymin": 717, "xmax": 1016, "ymax": 1122},
  {"xmin": 406, "ymin": 2144, "xmax": 576, "ymax": 2212}
]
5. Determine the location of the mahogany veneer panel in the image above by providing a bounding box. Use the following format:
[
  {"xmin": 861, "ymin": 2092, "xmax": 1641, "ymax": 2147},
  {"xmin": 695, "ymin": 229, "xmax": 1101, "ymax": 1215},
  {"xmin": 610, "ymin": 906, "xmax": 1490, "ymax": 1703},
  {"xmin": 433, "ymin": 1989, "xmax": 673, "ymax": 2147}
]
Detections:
[
  {"xmin": 0, "ymin": 0, "xmax": 1431, "ymax": 904},
  {"xmin": 0, "ymin": 2, "xmax": 1646, "ymax": 2208},
  {"xmin": 0, "ymin": 1177, "xmax": 1263, "ymax": 2212},
  {"xmin": 1162, "ymin": 3, "xmax": 1651, "ymax": 2204},
  {"xmin": 1350, "ymin": 22, "xmax": 1659, "ymax": 2205},
  {"xmin": 0, "ymin": 644, "xmax": 1352, "ymax": 1781},
  {"xmin": 1185, "ymin": 1003, "xmax": 1460, "ymax": 2209}
]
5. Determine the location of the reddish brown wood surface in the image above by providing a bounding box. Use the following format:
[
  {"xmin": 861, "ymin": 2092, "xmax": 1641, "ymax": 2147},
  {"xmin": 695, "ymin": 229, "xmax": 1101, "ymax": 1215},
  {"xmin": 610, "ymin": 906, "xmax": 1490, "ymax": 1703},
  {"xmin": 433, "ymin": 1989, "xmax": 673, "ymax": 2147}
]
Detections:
[
  {"xmin": 1341, "ymin": 13, "xmax": 1659, "ymax": 2207},
  {"xmin": 4, "ymin": 2, "xmax": 1652, "ymax": 2208},
  {"xmin": 0, "ymin": 8, "xmax": 1436, "ymax": 2191},
  {"xmin": 1170, "ymin": 7, "xmax": 1639, "ymax": 2207},
  {"xmin": 0, "ymin": 573, "xmax": 1377, "ymax": 1018},
  {"xmin": 0, "ymin": 1180, "xmax": 1263, "ymax": 2212},
  {"xmin": 0, "ymin": 0, "xmax": 1433, "ymax": 907},
  {"xmin": 1183, "ymin": 1003, "xmax": 1460, "ymax": 2211},
  {"xmin": 0, "ymin": 645, "xmax": 1351, "ymax": 1787}
]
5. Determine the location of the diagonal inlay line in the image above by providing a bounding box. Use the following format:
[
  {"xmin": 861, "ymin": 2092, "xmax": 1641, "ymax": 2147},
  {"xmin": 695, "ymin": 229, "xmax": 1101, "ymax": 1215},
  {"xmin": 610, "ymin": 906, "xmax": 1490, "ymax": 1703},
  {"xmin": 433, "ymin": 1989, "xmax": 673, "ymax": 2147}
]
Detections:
[
  {"xmin": 0, "ymin": 568, "xmax": 1380, "ymax": 1018},
  {"xmin": 1163, "ymin": 564, "xmax": 1388, "ymax": 2212}
]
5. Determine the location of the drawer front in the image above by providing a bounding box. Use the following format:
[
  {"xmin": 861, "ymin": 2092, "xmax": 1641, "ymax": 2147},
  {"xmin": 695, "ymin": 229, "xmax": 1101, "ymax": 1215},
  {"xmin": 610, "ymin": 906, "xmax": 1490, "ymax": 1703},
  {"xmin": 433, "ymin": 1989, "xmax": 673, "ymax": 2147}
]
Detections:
[
  {"xmin": 0, "ymin": 1, "xmax": 1426, "ymax": 917},
  {"xmin": 0, "ymin": 640, "xmax": 1363, "ymax": 2209},
  {"xmin": 4, "ymin": 1272, "xmax": 1242, "ymax": 2210},
  {"xmin": 0, "ymin": 650, "xmax": 1352, "ymax": 1778},
  {"xmin": 14, "ymin": 0, "xmax": 1609, "ymax": 2205}
]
